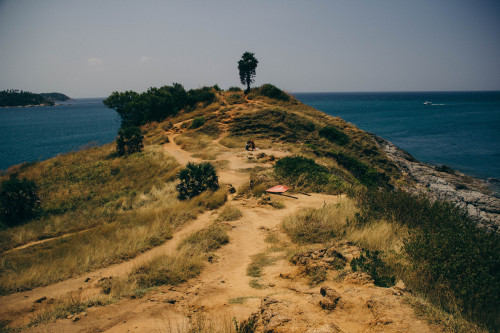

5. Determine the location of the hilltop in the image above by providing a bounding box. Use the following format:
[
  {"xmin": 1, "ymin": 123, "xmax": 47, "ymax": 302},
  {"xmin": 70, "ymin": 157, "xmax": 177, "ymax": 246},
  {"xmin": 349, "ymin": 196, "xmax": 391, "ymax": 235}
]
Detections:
[{"xmin": 0, "ymin": 85, "xmax": 498, "ymax": 332}]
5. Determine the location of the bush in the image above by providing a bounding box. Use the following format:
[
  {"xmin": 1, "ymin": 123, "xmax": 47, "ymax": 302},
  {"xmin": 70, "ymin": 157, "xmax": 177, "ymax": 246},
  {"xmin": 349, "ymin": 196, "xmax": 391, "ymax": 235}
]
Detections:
[
  {"xmin": 186, "ymin": 87, "xmax": 216, "ymax": 107},
  {"xmin": 227, "ymin": 86, "xmax": 242, "ymax": 92},
  {"xmin": 116, "ymin": 126, "xmax": 144, "ymax": 156},
  {"xmin": 351, "ymin": 250, "xmax": 395, "ymax": 287},
  {"xmin": 190, "ymin": 116, "xmax": 205, "ymax": 129},
  {"xmin": 274, "ymin": 156, "xmax": 329, "ymax": 185},
  {"xmin": 176, "ymin": 162, "xmax": 219, "ymax": 200},
  {"xmin": 259, "ymin": 84, "xmax": 290, "ymax": 101},
  {"xmin": 328, "ymin": 152, "xmax": 384, "ymax": 188},
  {"xmin": 319, "ymin": 126, "xmax": 349, "ymax": 145},
  {"xmin": 0, "ymin": 175, "xmax": 40, "ymax": 227},
  {"xmin": 357, "ymin": 189, "xmax": 500, "ymax": 329},
  {"xmin": 104, "ymin": 84, "xmax": 216, "ymax": 126}
]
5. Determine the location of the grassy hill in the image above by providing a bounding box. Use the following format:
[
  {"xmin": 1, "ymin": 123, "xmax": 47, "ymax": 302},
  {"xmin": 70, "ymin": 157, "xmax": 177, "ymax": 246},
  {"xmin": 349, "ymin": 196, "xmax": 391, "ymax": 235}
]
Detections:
[{"xmin": 0, "ymin": 85, "xmax": 497, "ymax": 332}]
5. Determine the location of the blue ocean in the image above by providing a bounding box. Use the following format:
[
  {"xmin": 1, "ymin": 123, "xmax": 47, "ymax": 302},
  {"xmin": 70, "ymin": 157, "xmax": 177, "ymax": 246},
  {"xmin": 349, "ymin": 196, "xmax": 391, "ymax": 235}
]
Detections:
[
  {"xmin": 1, "ymin": 92, "xmax": 499, "ymax": 192},
  {"xmin": 0, "ymin": 98, "xmax": 120, "ymax": 170},
  {"xmin": 294, "ymin": 91, "xmax": 500, "ymax": 190}
]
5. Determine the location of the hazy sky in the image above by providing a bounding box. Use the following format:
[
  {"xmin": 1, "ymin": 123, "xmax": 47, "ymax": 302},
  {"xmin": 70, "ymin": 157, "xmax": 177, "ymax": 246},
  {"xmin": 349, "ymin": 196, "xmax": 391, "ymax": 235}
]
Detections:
[{"xmin": 1, "ymin": 0, "xmax": 499, "ymax": 98}]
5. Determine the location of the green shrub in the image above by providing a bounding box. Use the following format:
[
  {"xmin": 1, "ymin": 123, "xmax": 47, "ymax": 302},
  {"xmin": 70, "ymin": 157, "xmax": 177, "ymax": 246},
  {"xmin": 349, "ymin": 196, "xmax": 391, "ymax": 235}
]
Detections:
[
  {"xmin": 227, "ymin": 86, "xmax": 242, "ymax": 92},
  {"xmin": 328, "ymin": 152, "xmax": 383, "ymax": 188},
  {"xmin": 259, "ymin": 84, "xmax": 290, "ymax": 101},
  {"xmin": 274, "ymin": 156, "xmax": 329, "ymax": 185},
  {"xmin": 176, "ymin": 162, "xmax": 219, "ymax": 200},
  {"xmin": 319, "ymin": 126, "xmax": 349, "ymax": 145},
  {"xmin": 190, "ymin": 116, "xmax": 206, "ymax": 129},
  {"xmin": 351, "ymin": 250, "xmax": 395, "ymax": 287},
  {"xmin": 0, "ymin": 175, "xmax": 40, "ymax": 227},
  {"xmin": 116, "ymin": 126, "xmax": 144, "ymax": 156},
  {"xmin": 104, "ymin": 84, "xmax": 216, "ymax": 126},
  {"xmin": 357, "ymin": 189, "xmax": 500, "ymax": 329},
  {"xmin": 186, "ymin": 87, "xmax": 216, "ymax": 108}
]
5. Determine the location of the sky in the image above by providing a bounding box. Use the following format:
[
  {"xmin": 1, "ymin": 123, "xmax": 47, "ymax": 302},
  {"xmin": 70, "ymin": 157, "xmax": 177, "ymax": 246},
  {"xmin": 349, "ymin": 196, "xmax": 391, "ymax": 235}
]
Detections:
[{"xmin": 1, "ymin": 0, "xmax": 499, "ymax": 98}]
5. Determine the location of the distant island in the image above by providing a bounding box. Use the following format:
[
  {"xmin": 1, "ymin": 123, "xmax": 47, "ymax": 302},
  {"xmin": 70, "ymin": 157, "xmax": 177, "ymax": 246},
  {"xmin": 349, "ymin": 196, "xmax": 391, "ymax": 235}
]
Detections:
[{"xmin": 0, "ymin": 89, "xmax": 71, "ymax": 107}]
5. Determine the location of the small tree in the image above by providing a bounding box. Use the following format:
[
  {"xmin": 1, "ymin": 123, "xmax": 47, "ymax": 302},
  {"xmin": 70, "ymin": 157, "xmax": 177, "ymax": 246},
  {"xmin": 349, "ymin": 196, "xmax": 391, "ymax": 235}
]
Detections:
[
  {"xmin": 0, "ymin": 175, "xmax": 40, "ymax": 227},
  {"xmin": 238, "ymin": 52, "xmax": 258, "ymax": 93},
  {"xmin": 116, "ymin": 126, "xmax": 144, "ymax": 156},
  {"xmin": 176, "ymin": 162, "xmax": 219, "ymax": 200}
]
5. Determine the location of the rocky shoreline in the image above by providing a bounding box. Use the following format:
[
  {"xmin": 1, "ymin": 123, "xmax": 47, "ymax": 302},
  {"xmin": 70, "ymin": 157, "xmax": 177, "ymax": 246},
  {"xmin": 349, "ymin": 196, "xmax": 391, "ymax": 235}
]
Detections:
[{"xmin": 372, "ymin": 134, "xmax": 500, "ymax": 233}]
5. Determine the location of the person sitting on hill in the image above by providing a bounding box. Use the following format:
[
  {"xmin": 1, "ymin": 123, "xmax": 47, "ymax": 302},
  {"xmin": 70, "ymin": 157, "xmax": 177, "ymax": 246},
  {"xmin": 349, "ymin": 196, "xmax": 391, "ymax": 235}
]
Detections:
[{"xmin": 246, "ymin": 140, "xmax": 255, "ymax": 151}]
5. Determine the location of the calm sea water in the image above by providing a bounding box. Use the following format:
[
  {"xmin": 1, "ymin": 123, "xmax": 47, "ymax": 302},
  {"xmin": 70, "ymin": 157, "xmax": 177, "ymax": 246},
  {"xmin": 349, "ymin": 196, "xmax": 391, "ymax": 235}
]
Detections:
[
  {"xmin": 0, "ymin": 98, "xmax": 120, "ymax": 171},
  {"xmin": 293, "ymin": 91, "xmax": 500, "ymax": 189}
]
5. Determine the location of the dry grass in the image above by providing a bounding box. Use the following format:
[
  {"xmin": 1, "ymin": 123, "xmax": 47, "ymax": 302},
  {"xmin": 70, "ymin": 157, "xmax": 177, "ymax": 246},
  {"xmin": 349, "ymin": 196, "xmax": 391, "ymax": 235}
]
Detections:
[
  {"xmin": 281, "ymin": 196, "xmax": 405, "ymax": 254},
  {"xmin": 0, "ymin": 191, "xmax": 222, "ymax": 294},
  {"xmin": 174, "ymin": 133, "xmax": 213, "ymax": 151},
  {"xmin": 28, "ymin": 292, "xmax": 113, "ymax": 327},
  {"xmin": 404, "ymin": 296, "xmax": 487, "ymax": 333},
  {"xmin": 281, "ymin": 196, "xmax": 357, "ymax": 244},
  {"xmin": 129, "ymin": 250, "xmax": 204, "ymax": 289},
  {"xmin": 217, "ymin": 205, "xmax": 243, "ymax": 222},
  {"xmin": 0, "ymin": 145, "xmax": 180, "ymax": 252},
  {"xmin": 177, "ymin": 223, "xmax": 229, "ymax": 256},
  {"xmin": 160, "ymin": 311, "xmax": 235, "ymax": 333},
  {"xmin": 0, "ymin": 144, "xmax": 228, "ymax": 294},
  {"xmin": 174, "ymin": 133, "xmax": 223, "ymax": 160},
  {"xmin": 218, "ymin": 136, "xmax": 242, "ymax": 149},
  {"xmin": 347, "ymin": 219, "xmax": 407, "ymax": 253}
]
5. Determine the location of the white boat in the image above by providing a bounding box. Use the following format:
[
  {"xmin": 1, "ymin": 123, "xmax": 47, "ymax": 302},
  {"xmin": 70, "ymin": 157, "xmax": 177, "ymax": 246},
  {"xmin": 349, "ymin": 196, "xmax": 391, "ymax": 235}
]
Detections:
[{"xmin": 423, "ymin": 101, "xmax": 432, "ymax": 105}]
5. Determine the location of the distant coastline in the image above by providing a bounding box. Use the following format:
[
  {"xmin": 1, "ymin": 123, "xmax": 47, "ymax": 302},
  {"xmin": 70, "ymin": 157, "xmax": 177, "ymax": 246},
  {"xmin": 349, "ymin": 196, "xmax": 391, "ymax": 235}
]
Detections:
[
  {"xmin": 0, "ymin": 103, "xmax": 59, "ymax": 109},
  {"xmin": 0, "ymin": 90, "xmax": 71, "ymax": 108}
]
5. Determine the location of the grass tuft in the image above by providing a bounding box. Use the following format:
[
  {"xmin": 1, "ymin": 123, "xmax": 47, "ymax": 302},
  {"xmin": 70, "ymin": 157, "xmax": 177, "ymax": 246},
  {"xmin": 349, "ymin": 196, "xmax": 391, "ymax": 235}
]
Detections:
[{"xmin": 217, "ymin": 205, "xmax": 243, "ymax": 222}]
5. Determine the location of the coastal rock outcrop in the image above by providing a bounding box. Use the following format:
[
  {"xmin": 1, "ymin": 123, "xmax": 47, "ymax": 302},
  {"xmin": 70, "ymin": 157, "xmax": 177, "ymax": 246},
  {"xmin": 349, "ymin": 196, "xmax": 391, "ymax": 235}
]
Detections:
[{"xmin": 372, "ymin": 134, "xmax": 500, "ymax": 232}]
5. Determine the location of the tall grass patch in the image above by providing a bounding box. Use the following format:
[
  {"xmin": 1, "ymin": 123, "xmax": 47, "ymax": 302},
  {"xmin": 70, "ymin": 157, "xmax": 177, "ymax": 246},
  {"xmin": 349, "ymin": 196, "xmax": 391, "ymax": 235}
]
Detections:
[
  {"xmin": 128, "ymin": 223, "xmax": 229, "ymax": 291},
  {"xmin": 130, "ymin": 251, "xmax": 204, "ymax": 289},
  {"xmin": 177, "ymin": 223, "xmax": 229, "ymax": 257},
  {"xmin": 29, "ymin": 295, "xmax": 112, "ymax": 327},
  {"xmin": 217, "ymin": 205, "xmax": 243, "ymax": 221},
  {"xmin": 282, "ymin": 197, "xmax": 357, "ymax": 244},
  {"xmin": 357, "ymin": 189, "xmax": 500, "ymax": 330},
  {"xmin": 0, "ymin": 146, "xmax": 180, "ymax": 252},
  {"xmin": 0, "ymin": 153, "xmax": 227, "ymax": 294}
]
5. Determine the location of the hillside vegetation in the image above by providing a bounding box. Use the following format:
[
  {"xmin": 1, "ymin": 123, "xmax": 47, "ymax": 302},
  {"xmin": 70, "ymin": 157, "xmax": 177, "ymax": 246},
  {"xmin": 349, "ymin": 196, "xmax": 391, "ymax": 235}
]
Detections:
[{"xmin": 0, "ymin": 84, "xmax": 498, "ymax": 332}]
